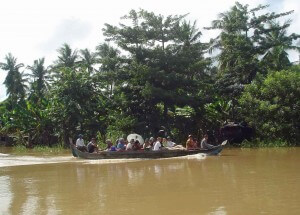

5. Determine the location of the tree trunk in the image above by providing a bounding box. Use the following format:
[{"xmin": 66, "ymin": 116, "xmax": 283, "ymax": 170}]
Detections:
[
  {"xmin": 163, "ymin": 102, "xmax": 168, "ymax": 121},
  {"xmin": 63, "ymin": 124, "xmax": 70, "ymax": 148},
  {"xmin": 232, "ymin": 99, "xmax": 236, "ymax": 122}
]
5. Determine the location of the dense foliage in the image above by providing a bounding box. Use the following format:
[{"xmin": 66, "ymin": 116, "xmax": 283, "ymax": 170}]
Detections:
[
  {"xmin": 239, "ymin": 66, "xmax": 300, "ymax": 144},
  {"xmin": 0, "ymin": 2, "xmax": 299, "ymax": 147}
]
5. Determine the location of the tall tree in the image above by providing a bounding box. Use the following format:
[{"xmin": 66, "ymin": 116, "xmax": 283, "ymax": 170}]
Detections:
[
  {"xmin": 205, "ymin": 2, "xmax": 296, "ymax": 121},
  {"xmin": 49, "ymin": 67, "xmax": 109, "ymax": 146},
  {"xmin": 139, "ymin": 9, "xmax": 187, "ymax": 51},
  {"xmin": 54, "ymin": 43, "xmax": 79, "ymax": 69},
  {"xmin": 27, "ymin": 58, "xmax": 49, "ymax": 99},
  {"xmin": 79, "ymin": 48, "xmax": 98, "ymax": 73},
  {"xmin": 103, "ymin": 10, "xmax": 148, "ymax": 62},
  {"xmin": 96, "ymin": 43, "xmax": 121, "ymax": 96},
  {"xmin": 206, "ymin": 2, "xmax": 294, "ymax": 95},
  {"xmin": 0, "ymin": 53, "xmax": 27, "ymax": 105},
  {"xmin": 102, "ymin": 9, "xmax": 211, "ymax": 135},
  {"xmin": 261, "ymin": 20, "xmax": 300, "ymax": 71}
]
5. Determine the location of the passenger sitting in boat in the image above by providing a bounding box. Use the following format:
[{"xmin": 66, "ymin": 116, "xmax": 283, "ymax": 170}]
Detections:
[
  {"xmin": 143, "ymin": 138, "xmax": 151, "ymax": 150},
  {"xmin": 201, "ymin": 134, "xmax": 214, "ymax": 149},
  {"xmin": 106, "ymin": 139, "xmax": 117, "ymax": 151},
  {"xmin": 165, "ymin": 136, "xmax": 176, "ymax": 147},
  {"xmin": 186, "ymin": 135, "xmax": 198, "ymax": 150},
  {"xmin": 87, "ymin": 138, "xmax": 99, "ymax": 153},
  {"xmin": 162, "ymin": 138, "xmax": 167, "ymax": 146},
  {"xmin": 194, "ymin": 138, "xmax": 200, "ymax": 148},
  {"xmin": 76, "ymin": 134, "xmax": 87, "ymax": 152},
  {"xmin": 132, "ymin": 140, "xmax": 141, "ymax": 151},
  {"xmin": 149, "ymin": 137, "xmax": 155, "ymax": 148},
  {"xmin": 153, "ymin": 137, "xmax": 162, "ymax": 151},
  {"xmin": 126, "ymin": 139, "xmax": 134, "ymax": 150},
  {"xmin": 117, "ymin": 138, "xmax": 126, "ymax": 151}
]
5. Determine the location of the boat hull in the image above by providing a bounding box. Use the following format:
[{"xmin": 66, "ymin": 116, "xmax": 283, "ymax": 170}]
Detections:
[{"xmin": 70, "ymin": 143, "xmax": 224, "ymax": 159}]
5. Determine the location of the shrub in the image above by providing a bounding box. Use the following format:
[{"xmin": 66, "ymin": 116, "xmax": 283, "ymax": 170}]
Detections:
[{"xmin": 239, "ymin": 66, "xmax": 300, "ymax": 145}]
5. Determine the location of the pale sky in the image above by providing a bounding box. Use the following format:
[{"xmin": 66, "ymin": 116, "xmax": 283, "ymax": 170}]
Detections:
[{"xmin": 0, "ymin": 0, "xmax": 299, "ymax": 101}]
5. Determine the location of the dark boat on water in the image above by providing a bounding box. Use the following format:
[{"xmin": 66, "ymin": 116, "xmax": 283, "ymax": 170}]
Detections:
[{"xmin": 70, "ymin": 140, "xmax": 227, "ymax": 159}]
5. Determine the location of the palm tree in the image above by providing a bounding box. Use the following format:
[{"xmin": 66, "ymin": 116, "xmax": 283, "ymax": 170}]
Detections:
[
  {"xmin": 79, "ymin": 49, "xmax": 98, "ymax": 73},
  {"xmin": 261, "ymin": 20, "xmax": 300, "ymax": 71},
  {"xmin": 176, "ymin": 21, "xmax": 203, "ymax": 47},
  {"xmin": 96, "ymin": 43, "xmax": 120, "ymax": 96},
  {"xmin": 27, "ymin": 58, "xmax": 50, "ymax": 98},
  {"xmin": 0, "ymin": 53, "xmax": 28, "ymax": 104},
  {"xmin": 54, "ymin": 43, "xmax": 79, "ymax": 68},
  {"xmin": 96, "ymin": 43, "xmax": 120, "ymax": 72}
]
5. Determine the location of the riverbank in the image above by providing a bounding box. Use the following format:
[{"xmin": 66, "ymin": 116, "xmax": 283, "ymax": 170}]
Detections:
[
  {"xmin": 240, "ymin": 139, "xmax": 293, "ymax": 148},
  {"xmin": 1, "ymin": 139, "xmax": 296, "ymax": 157},
  {"xmin": 0, "ymin": 144, "xmax": 67, "ymax": 156}
]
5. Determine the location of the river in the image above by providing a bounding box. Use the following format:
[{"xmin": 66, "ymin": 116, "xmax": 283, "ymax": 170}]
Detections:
[{"xmin": 0, "ymin": 147, "xmax": 299, "ymax": 215}]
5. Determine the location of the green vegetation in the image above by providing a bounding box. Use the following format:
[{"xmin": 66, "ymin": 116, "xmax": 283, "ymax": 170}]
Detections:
[
  {"xmin": 239, "ymin": 66, "xmax": 300, "ymax": 145},
  {"xmin": 241, "ymin": 139, "xmax": 289, "ymax": 148},
  {"xmin": 12, "ymin": 144, "xmax": 66, "ymax": 155},
  {"xmin": 0, "ymin": 2, "xmax": 299, "ymax": 148}
]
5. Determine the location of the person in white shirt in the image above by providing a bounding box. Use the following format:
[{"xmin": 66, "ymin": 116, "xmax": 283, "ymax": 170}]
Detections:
[
  {"xmin": 76, "ymin": 134, "xmax": 87, "ymax": 152},
  {"xmin": 165, "ymin": 136, "xmax": 176, "ymax": 147},
  {"xmin": 201, "ymin": 134, "xmax": 214, "ymax": 149},
  {"xmin": 153, "ymin": 137, "xmax": 162, "ymax": 151},
  {"xmin": 149, "ymin": 137, "xmax": 155, "ymax": 148},
  {"xmin": 126, "ymin": 139, "xmax": 134, "ymax": 150}
]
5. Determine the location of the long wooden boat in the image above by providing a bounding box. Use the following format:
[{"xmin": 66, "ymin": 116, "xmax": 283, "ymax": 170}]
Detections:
[{"xmin": 70, "ymin": 141, "xmax": 226, "ymax": 159}]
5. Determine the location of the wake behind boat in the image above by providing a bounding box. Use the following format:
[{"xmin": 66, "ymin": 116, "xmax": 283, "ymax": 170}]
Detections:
[{"xmin": 70, "ymin": 140, "xmax": 227, "ymax": 159}]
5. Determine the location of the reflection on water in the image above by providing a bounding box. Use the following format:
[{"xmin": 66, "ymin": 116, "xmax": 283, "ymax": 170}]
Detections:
[
  {"xmin": 0, "ymin": 148, "xmax": 300, "ymax": 214},
  {"xmin": 208, "ymin": 206, "xmax": 227, "ymax": 215},
  {"xmin": 0, "ymin": 176, "xmax": 12, "ymax": 214}
]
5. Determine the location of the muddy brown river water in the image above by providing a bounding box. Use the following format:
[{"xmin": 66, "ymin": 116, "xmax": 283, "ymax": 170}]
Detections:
[{"xmin": 0, "ymin": 147, "xmax": 299, "ymax": 215}]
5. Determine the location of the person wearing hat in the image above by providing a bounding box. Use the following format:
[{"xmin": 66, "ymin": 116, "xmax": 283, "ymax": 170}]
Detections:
[
  {"xmin": 76, "ymin": 134, "xmax": 87, "ymax": 152},
  {"xmin": 186, "ymin": 134, "xmax": 198, "ymax": 150}
]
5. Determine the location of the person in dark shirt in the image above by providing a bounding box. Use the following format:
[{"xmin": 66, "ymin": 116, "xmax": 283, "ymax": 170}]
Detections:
[
  {"xmin": 87, "ymin": 138, "xmax": 99, "ymax": 153},
  {"xmin": 132, "ymin": 140, "xmax": 141, "ymax": 151}
]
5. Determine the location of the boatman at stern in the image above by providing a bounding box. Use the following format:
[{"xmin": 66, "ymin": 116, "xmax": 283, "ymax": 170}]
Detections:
[{"xmin": 76, "ymin": 134, "xmax": 87, "ymax": 152}]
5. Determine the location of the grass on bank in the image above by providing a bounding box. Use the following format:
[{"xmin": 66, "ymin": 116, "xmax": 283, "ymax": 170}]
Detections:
[
  {"xmin": 12, "ymin": 143, "xmax": 66, "ymax": 155},
  {"xmin": 12, "ymin": 140, "xmax": 107, "ymax": 155}
]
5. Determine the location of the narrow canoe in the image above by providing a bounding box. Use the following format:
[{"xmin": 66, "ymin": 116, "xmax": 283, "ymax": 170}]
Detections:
[{"xmin": 70, "ymin": 141, "xmax": 226, "ymax": 159}]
